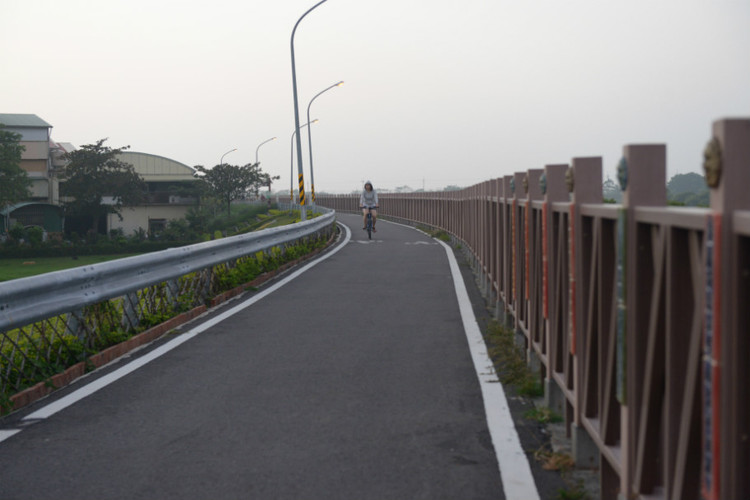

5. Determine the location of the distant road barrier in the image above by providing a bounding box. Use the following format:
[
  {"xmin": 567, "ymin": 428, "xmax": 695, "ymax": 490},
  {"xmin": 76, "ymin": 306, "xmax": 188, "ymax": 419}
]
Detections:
[
  {"xmin": 0, "ymin": 209, "xmax": 334, "ymax": 404},
  {"xmin": 317, "ymin": 118, "xmax": 750, "ymax": 500}
]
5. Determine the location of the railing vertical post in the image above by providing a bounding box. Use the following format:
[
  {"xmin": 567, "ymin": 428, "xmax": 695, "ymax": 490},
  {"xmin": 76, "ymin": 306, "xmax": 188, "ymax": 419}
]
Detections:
[
  {"xmin": 513, "ymin": 171, "xmax": 526, "ymax": 343},
  {"xmin": 483, "ymin": 182, "xmax": 489, "ymax": 293},
  {"xmin": 708, "ymin": 119, "xmax": 750, "ymax": 500},
  {"xmin": 525, "ymin": 169, "xmax": 544, "ymax": 385},
  {"xmin": 542, "ymin": 164, "xmax": 569, "ymax": 418},
  {"xmin": 481, "ymin": 181, "xmax": 491, "ymax": 298},
  {"xmin": 527, "ymin": 169, "xmax": 543, "ymax": 308},
  {"xmin": 471, "ymin": 185, "xmax": 478, "ymax": 270},
  {"xmin": 620, "ymin": 144, "xmax": 666, "ymax": 498},
  {"xmin": 569, "ymin": 157, "xmax": 603, "ymax": 469},
  {"xmin": 501, "ymin": 175, "xmax": 514, "ymax": 326},
  {"xmin": 491, "ymin": 178, "xmax": 501, "ymax": 307}
]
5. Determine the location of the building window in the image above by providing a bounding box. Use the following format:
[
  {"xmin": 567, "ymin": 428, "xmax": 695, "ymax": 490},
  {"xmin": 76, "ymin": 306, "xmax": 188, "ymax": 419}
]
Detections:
[{"xmin": 148, "ymin": 218, "xmax": 167, "ymax": 235}]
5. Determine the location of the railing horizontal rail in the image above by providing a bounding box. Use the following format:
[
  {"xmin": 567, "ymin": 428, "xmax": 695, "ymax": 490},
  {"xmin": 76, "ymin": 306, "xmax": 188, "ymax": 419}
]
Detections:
[
  {"xmin": 735, "ymin": 210, "xmax": 750, "ymax": 235},
  {"xmin": 579, "ymin": 203, "xmax": 619, "ymax": 220},
  {"xmin": 633, "ymin": 205, "xmax": 708, "ymax": 229}
]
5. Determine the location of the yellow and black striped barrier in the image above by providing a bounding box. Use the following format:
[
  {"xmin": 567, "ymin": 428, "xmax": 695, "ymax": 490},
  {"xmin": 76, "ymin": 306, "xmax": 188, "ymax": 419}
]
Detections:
[{"xmin": 298, "ymin": 174, "xmax": 306, "ymax": 205}]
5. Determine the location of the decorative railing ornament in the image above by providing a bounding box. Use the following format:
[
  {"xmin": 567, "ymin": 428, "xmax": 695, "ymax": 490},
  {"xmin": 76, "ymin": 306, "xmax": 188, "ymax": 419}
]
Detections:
[
  {"xmin": 703, "ymin": 137, "xmax": 722, "ymax": 188},
  {"xmin": 565, "ymin": 168, "xmax": 575, "ymax": 193},
  {"xmin": 617, "ymin": 157, "xmax": 628, "ymax": 191}
]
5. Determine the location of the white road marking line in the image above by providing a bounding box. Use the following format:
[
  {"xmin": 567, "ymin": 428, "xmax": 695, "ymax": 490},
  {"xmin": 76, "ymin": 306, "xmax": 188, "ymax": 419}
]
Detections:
[
  {"xmin": 11, "ymin": 224, "xmax": 352, "ymax": 426},
  {"xmin": 0, "ymin": 430, "xmax": 21, "ymax": 444},
  {"xmin": 437, "ymin": 238, "xmax": 541, "ymax": 500}
]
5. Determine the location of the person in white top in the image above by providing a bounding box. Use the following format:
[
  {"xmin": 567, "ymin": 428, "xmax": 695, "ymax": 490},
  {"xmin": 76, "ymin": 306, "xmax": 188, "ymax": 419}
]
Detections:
[{"xmin": 359, "ymin": 181, "xmax": 379, "ymax": 232}]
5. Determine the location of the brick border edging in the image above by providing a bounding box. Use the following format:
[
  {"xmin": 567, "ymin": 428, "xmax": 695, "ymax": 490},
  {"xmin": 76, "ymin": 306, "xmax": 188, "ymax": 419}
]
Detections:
[
  {"xmin": 6, "ymin": 225, "xmax": 338, "ymax": 414},
  {"xmin": 8, "ymin": 306, "xmax": 207, "ymax": 412}
]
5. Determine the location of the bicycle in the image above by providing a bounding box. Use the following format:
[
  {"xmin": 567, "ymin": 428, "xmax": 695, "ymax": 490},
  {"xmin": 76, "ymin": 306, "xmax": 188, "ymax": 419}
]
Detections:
[{"xmin": 362, "ymin": 206, "xmax": 377, "ymax": 239}]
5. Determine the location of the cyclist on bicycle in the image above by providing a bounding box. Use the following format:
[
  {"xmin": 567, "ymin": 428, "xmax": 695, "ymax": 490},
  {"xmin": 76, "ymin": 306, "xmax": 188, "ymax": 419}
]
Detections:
[{"xmin": 359, "ymin": 181, "xmax": 379, "ymax": 232}]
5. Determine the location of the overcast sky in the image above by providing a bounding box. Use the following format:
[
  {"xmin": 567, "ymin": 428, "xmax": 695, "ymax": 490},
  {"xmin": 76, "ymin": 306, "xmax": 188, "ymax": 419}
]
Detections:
[{"xmin": 2, "ymin": 0, "xmax": 748, "ymax": 193}]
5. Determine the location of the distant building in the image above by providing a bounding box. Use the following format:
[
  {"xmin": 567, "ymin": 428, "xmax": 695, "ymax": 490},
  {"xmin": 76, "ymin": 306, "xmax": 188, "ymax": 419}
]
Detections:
[
  {"xmin": 0, "ymin": 113, "xmax": 62, "ymax": 204},
  {"xmin": 109, "ymin": 151, "xmax": 198, "ymax": 235},
  {"xmin": 1, "ymin": 113, "xmax": 199, "ymax": 236},
  {"xmin": 0, "ymin": 113, "xmax": 68, "ymax": 234}
]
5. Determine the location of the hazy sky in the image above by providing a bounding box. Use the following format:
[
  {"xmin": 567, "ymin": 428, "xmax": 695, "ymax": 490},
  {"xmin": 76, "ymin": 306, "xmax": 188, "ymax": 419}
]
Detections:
[{"xmin": 2, "ymin": 0, "xmax": 749, "ymax": 193}]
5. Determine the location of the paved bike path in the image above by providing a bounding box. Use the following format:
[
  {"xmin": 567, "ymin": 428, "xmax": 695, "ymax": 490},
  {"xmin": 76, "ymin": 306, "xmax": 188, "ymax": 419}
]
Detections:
[{"xmin": 0, "ymin": 214, "xmax": 534, "ymax": 499}]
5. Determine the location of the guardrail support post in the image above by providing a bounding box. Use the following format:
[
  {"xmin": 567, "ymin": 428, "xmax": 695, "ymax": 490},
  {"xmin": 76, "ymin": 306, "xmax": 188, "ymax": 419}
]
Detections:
[
  {"xmin": 66, "ymin": 309, "xmax": 84, "ymax": 341},
  {"xmin": 200, "ymin": 268, "xmax": 213, "ymax": 302},
  {"xmin": 165, "ymin": 279, "xmax": 180, "ymax": 310},
  {"xmin": 122, "ymin": 292, "xmax": 140, "ymax": 331}
]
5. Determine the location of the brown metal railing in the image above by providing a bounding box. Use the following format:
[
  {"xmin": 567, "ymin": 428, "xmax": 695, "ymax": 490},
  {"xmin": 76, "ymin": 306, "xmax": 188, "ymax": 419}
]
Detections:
[{"xmin": 317, "ymin": 118, "xmax": 750, "ymax": 500}]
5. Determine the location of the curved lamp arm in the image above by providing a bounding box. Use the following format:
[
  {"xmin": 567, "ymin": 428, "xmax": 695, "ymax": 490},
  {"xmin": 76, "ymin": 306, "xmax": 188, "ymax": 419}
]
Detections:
[
  {"xmin": 306, "ymin": 81, "xmax": 344, "ymax": 203},
  {"xmin": 290, "ymin": 0, "xmax": 329, "ymax": 216}
]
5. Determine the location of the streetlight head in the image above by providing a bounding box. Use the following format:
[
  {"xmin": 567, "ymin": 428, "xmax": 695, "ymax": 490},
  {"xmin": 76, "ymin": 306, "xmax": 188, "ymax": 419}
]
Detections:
[
  {"xmin": 336, "ymin": 81, "xmax": 344, "ymax": 86},
  {"xmin": 312, "ymin": 119, "xmax": 320, "ymax": 124}
]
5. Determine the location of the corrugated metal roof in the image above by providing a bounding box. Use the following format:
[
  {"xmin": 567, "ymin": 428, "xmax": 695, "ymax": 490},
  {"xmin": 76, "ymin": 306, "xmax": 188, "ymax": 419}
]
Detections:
[
  {"xmin": 0, "ymin": 114, "xmax": 53, "ymax": 128},
  {"xmin": 55, "ymin": 142, "xmax": 76, "ymax": 152},
  {"xmin": 117, "ymin": 151, "xmax": 196, "ymax": 181}
]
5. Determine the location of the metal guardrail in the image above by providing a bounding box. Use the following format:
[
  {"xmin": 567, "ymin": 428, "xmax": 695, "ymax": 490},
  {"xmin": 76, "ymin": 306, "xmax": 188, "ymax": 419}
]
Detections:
[
  {"xmin": 0, "ymin": 210, "xmax": 333, "ymax": 332},
  {"xmin": 0, "ymin": 209, "xmax": 335, "ymax": 400}
]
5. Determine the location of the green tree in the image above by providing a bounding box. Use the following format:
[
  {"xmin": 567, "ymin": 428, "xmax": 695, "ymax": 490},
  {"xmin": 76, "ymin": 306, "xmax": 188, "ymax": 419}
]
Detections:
[
  {"xmin": 60, "ymin": 139, "xmax": 146, "ymax": 233},
  {"xmin": 667, "ymin": 172, "xmax": 708, "ymax": 206},
  {"xmin": 194, "ymin": 162, "xmax": 279, "ymax": 215},
  {"xmin": 667, "ymin": 172, "xmax": 707, "ymax": 196},
  {"xmin": 602, "ymin": 177, "xmax": 622, "ymax": 203},
  {"xmin": 0, "ymin": 125, "xmax": 31, "ymax": 211}
]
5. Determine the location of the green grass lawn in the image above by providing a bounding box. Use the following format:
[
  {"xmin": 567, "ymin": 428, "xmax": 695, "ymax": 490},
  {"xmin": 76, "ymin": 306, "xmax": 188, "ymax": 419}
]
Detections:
[{"xmin": 0, "ymin": 254, "xmax": 140, "ymax": 282}]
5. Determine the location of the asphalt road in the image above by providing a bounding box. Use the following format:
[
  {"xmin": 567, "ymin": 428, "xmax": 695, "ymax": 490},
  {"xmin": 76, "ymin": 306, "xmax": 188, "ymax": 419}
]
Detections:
[{"xmin": 0, "ymin": 214, "xmax": 534, "ymax": 500}]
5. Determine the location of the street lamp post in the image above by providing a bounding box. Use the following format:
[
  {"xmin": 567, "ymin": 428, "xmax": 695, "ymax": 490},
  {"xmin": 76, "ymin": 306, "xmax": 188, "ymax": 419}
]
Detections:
[
  {"xmin": 290, "ymin": 119, "xmax": 319, "ymax": 205},
  {"xmin": 255, "ymin": 137, "xmax": 277, "ymax": 165},
  {"xmin": 291, "ymin": 0, "xmax": 329, "ymax": 220},
  {"xmin": 307, "ymin": 80, "xmax": 343, "ymax": 205},
  {"xmin": 220, "ymin": 148, "xmax": 237, "ymax": 166}
]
